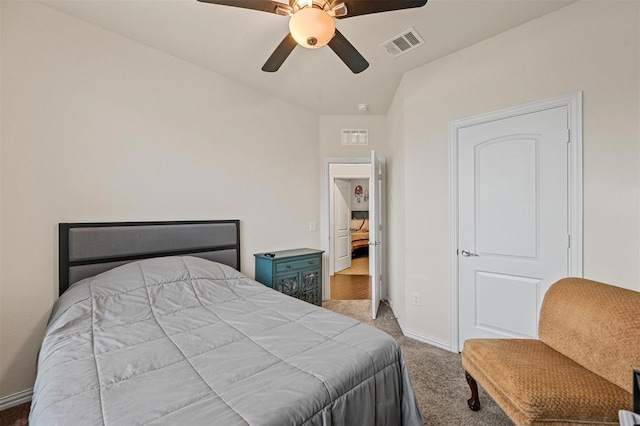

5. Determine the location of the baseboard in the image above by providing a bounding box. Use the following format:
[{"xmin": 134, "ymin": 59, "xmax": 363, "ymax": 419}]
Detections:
[
  {"xmin": 0, "ymin": 388, "xmax": 33, "ymax": 411},
  {"xmin": 387, "ymin": 300, "xmax": 453, "ymax": 352},
  {"xmin": 402, "ymin": 329, "xmax": 451, "ymax": 351}
]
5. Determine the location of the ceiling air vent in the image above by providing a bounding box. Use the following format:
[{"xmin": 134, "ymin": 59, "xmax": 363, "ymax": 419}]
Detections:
[
  {"xmin": 381, "ymin": 27, "xmax": 424, "ymax": 58},
  {"xmin": 342, "ymin": 129, "xmax": 368, "ymax": 146}
]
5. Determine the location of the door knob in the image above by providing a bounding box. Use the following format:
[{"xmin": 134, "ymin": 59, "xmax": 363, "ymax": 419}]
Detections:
[{"xmin": 461, "ymin": 249, "xmax": 479, "ymax": 257}]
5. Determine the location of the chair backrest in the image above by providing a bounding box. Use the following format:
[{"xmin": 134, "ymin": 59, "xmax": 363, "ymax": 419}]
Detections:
[{"xmin": 539, "ymin": 277, "xmax": 640, "ymax": 393}]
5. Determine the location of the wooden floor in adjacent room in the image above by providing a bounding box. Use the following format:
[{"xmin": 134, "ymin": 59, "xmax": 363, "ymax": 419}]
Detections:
[{"xmin": 330, "ymin": 256, "xmax": 371, "ymax": 300}]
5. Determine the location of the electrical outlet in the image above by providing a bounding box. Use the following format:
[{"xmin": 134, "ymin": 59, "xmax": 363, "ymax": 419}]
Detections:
[
  {"xmin": 412, "ymin": 292, "xmax": 421, "ymax": 306},
  {"xmin": 309, "ymin": 222, "xmax": 317, "ymax": 232}
]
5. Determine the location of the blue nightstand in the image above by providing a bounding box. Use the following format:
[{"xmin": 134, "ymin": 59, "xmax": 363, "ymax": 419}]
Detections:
[{"xmin": 254, "ymin": 248, "xmax": 324, "ymax": 306}]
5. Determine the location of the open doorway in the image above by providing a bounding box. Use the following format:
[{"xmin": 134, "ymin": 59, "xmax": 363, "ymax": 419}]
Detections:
[
  {"xmin": 323, "ymin": 153, "xmax": 385, "ymax": 319},
  {"xmin": 331, "ymin": 177, "xmax": 371, "ymax": 300},
  {"xmin": 323, "ymin": 158, "xmax": 371, "ymax": 300}
]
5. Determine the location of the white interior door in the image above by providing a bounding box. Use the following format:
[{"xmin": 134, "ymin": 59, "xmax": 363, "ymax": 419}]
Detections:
[
  {"xmin": 370, "ymin": 151, "xmax": 383, "ymax": 319},
  {"xmin": 334, "ymin": 179, "xmax": 352, "ymax": 273},
  {"xmin": 458, "ymin": 106, "xmax": 569, "ymax": 348}
]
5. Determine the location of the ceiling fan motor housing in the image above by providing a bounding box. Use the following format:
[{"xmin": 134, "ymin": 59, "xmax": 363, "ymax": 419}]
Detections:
[{"xmin": 289, "ymin": 0, "xmax": 333, "ymax": 13}]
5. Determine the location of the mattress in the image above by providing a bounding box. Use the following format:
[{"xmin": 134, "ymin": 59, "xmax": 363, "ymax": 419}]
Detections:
[{"xmin": 30, "ymin": 256, "xmax": 422, "ymax": 425}]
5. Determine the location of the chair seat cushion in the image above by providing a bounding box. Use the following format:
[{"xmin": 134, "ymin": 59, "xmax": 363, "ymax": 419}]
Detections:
[{"xmin": 462, "ymin": 338, "xmax": 632, "ymax": 425}]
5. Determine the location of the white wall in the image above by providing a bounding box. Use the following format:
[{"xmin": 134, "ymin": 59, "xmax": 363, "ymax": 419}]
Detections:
[
  {"xmin": 0, "ymin": 1, "xmax": 319, "ymax": 398},
  {"xmin": 319, "ymin": 115, "xmax": 388, "ymax": 159},
  {"xmin": 388, "ymin": 0, "xmax": 640, "ymax": 347},
  {"xmin": 385, "ymin": 89, "xmax": 407, "ymax": 323}
]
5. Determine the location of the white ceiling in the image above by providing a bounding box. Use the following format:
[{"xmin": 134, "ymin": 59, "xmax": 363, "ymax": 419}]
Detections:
[{"xmin": 39, "ymin": 0, "xmax": 577, "ymax": 115}]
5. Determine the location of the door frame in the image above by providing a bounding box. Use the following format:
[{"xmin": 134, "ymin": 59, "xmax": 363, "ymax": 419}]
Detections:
[
  {"xmin": 449, "ymin": 92, "xmax": 583, "ymax": 352},
  {"xmin": 322, "ymin": 158, "xmax": 371, "ymax": 300}
]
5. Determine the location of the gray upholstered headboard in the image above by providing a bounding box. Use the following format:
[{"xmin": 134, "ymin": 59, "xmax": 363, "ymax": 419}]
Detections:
[{"xmin": 59, "ymin": 220, "xmax": 240, "ymax": 295}]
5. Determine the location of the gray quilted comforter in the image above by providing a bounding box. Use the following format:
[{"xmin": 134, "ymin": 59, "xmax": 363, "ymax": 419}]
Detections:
[{"xmin": 30, "ymin": 256, "xmax": 422, "ymax": 425}]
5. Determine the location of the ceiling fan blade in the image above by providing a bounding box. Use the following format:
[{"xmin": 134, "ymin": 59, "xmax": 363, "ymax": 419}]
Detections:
[
  {"xmin": 333, "ymin": 0, "xmax": 428, "ymax": 18},
  {"xmin": 327, "ymin": 29, "xmax": 369, "ymax": 74},
  {"xmin": 197, "ymin": 0, "xmax": 288, "ymax": 15},
  {"xmin": 262, "ymin": 33, "xmax": 298, "ymax": 72}
]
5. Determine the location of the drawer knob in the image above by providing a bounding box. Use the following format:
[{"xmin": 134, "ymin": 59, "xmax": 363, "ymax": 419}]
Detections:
[
  {"xmin": 287, "ymin": 265, "xmax": 291, "ymax": 268},
  {"xmin": 309, "ymin": 261, "xmax": 313, "ymax": 264}
]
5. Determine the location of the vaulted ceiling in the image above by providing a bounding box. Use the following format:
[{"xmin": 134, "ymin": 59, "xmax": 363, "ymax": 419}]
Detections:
[{"xmin": 39, "ymin": 0, "xmax": 577, "ymax": 115}]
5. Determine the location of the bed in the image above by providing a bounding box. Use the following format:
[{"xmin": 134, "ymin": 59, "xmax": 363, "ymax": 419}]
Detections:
[
  {"xmin": 350, "ymin": 217, "xmax": 370, "ymax": 256},
  {"xmin": 30, "ymin": 220, "xmax": 422, "ymax": 425}
]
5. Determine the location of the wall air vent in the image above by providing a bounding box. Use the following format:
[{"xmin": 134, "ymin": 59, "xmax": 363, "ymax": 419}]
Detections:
[
  {"xmin": 381, "ymin": 27, "xmax": 424, "ymax": 57},
  {"xmin": 341, "ymin": 129, "xmax": 368, "ymax": 146}
]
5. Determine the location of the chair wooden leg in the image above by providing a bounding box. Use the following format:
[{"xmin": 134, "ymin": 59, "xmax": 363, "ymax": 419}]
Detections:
[{"xmin": 465, "ymin": 371, "xmax": 481, "ymax": 411}]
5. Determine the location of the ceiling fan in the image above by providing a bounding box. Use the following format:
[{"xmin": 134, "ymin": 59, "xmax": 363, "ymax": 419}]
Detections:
[{"xmin": 197, "ymin": 0, "xmax": 428, "ymax": 73}]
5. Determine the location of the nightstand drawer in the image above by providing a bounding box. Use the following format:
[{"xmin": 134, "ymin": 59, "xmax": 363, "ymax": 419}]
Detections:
[{"xmin": 276, "ymin": 257, "xmax": 320, "ymax": 273}]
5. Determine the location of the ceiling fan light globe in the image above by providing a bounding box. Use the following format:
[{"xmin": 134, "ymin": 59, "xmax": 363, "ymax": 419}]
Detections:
[{"xmin": 289, "ymin": 7, "xmax": 335, "ymax": 49}]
